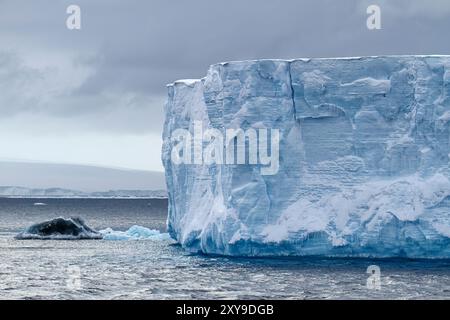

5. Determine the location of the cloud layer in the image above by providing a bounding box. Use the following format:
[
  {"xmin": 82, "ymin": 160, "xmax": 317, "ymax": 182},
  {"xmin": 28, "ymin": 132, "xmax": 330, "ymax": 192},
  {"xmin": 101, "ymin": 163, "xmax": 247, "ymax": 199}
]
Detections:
[{"xmin": 0, "ymin": 0, "xmax": 449, "ymax": 170}]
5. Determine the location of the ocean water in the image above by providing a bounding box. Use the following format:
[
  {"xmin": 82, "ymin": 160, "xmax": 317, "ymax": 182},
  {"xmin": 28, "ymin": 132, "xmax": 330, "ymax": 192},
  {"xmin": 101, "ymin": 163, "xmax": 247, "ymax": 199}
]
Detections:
[{"xmin": 0, "ymin": 198, "xmax": 449, "ymax": 300}]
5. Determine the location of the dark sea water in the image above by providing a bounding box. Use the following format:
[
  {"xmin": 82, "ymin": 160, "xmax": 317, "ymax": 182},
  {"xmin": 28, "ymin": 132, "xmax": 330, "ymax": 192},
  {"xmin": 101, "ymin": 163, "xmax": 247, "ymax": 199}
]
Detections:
[{"xmin": 0, "ymin": 198, "xmax": 449, "ymax": 300}]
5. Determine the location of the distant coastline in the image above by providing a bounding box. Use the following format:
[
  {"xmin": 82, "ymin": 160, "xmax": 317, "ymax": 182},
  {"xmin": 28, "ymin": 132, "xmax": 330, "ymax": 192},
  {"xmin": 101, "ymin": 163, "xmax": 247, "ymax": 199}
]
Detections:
[{"xmin": 0, "ymin": 186, "xmax": 167, "ymax": 199}]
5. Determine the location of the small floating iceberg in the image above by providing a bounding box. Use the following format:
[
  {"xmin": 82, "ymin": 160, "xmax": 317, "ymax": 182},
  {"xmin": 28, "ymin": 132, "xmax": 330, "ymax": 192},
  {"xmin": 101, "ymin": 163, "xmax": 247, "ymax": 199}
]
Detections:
[
  {"xmin": 99, "ymin": 225, "xmax": 171, "ymax": 241},
  {"xmin": 15, "ymin": 217, "xmax": 102, "ymax": 240},
  {"xmin": 33, "ymin": 202, "xmax": 47, "ymax": 206},
  {"xmin": 15, "ymin": 217, "xmax": 170, "ymax": 241}
]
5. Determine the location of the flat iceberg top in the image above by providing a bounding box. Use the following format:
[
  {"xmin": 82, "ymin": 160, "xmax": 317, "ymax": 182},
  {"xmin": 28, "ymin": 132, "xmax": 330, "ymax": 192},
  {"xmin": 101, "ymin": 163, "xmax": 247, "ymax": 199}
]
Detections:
[
  {"xmin": 163, "ymin": 55, "xmax": 450, "ymax": 258},
  {"xmin": 167, "ymin": 79, "xmax": 202, "ymax": 87},
  {"xmin": 168, "ymin": 55, "xmax": 450, "ymax": 86}
]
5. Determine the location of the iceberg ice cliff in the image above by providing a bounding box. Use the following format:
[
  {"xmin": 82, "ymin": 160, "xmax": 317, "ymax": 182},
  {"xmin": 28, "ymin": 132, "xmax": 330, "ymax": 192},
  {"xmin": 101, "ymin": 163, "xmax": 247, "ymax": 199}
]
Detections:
[{"xmin": 162, "ymin": 56, "xmax": 450, "ymax": 258}]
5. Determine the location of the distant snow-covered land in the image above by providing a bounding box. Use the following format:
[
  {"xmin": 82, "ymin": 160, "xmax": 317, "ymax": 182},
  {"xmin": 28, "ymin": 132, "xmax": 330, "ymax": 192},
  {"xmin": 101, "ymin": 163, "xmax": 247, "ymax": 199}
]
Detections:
[
  {"xmin": 0, "ymin": 186, "xmax": 167, "ymax": 199},
  {"xmin": 0, "ymin": 161, "xmax": 166, "ymax": 192},
  {"xmin": 0, "ymin": 161, "xmax": 167, "ymax": 198}
]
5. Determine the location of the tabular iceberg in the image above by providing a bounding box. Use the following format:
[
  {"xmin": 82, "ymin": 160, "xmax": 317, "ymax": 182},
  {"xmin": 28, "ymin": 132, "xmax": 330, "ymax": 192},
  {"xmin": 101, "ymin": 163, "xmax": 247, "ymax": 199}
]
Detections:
[{"xmin": 162, "ymin": 56, "xmax": 450, "ymax": 258}]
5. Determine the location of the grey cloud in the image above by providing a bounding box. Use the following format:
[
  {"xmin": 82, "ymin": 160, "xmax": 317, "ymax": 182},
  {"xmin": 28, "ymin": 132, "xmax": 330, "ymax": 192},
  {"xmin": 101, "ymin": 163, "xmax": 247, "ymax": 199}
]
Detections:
[
  {"xmin": 0, "ymin": 0, "xmax": 450, "ymax": 133},
  {"xmin": 0, "ymin": 50, "xmax": 165, "ymax": 134},
  {"xmin": 0, "ymin": 52, "xmax": 49, "ymax": 115}
]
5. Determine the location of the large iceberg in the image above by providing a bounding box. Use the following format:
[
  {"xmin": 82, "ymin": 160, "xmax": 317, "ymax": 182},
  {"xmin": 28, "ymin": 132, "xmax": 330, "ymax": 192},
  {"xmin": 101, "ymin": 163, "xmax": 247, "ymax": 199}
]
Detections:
[{"xmin": 162, "ymin": 56, "xmax": 450, "ymax": 258}]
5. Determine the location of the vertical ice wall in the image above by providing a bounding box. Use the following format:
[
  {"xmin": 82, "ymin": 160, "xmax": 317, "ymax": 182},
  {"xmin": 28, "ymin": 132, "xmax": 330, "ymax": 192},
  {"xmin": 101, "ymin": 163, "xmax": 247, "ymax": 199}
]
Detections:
[{"xmin": 162, "ymin": 56, "xmax": 450, "ymax": 258}]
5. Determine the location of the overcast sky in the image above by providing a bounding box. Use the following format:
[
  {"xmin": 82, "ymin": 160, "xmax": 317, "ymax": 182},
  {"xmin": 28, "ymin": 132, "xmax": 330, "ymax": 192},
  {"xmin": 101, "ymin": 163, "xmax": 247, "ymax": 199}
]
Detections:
[{"xmin": 1, "ymin": 0, "xmax": 450, "ymax": 172}]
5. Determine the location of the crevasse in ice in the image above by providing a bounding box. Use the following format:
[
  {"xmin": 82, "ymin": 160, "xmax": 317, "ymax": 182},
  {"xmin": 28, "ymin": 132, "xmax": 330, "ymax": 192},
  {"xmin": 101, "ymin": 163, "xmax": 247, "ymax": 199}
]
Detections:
[{"xmin": 162, "ymin": 56, "xmax": 450, "ymax": 258}]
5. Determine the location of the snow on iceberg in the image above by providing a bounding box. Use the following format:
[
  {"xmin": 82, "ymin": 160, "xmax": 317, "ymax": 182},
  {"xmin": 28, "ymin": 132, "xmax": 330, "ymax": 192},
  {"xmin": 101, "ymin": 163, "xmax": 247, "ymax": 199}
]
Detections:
[
  {"xmin": 162, "ymin": 56, "xmax": 450, "ymax": 258},
  {"xmin": 99, "ymin": 226, "xmax": 171, "ymax": 241},
  {"xmin": 15, "ymin": 217, "xmax": 102, "ymax": 240}
]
